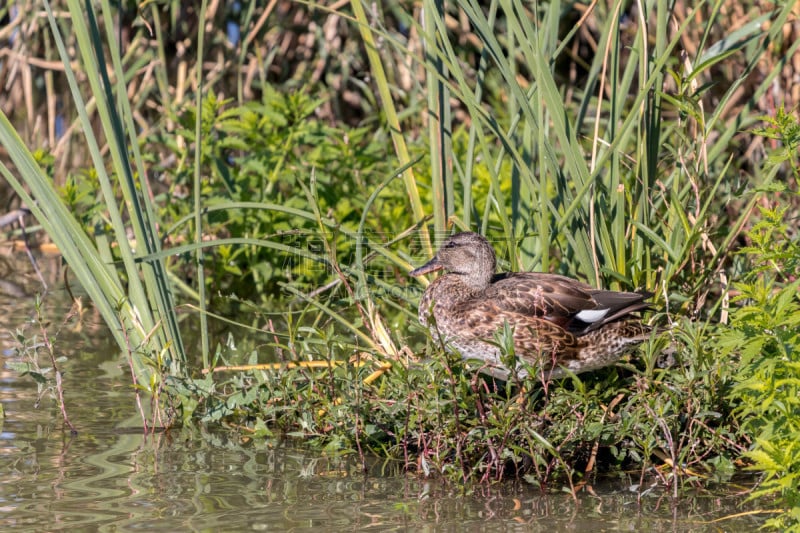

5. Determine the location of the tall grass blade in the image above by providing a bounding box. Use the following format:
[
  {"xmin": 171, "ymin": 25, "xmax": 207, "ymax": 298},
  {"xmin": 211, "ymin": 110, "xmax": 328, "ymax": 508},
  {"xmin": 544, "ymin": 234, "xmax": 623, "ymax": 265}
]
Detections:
[{"xmin": 195, "ymin": 0, "xmax": 211, "ymax": 369}]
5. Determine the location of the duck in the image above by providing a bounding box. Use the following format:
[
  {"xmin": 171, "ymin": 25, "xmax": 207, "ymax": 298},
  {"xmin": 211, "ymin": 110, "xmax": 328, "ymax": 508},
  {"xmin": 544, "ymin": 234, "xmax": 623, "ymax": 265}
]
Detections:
[{"xmin": 410, "ymin": 232, "xmax": 652, "ymax": 380}]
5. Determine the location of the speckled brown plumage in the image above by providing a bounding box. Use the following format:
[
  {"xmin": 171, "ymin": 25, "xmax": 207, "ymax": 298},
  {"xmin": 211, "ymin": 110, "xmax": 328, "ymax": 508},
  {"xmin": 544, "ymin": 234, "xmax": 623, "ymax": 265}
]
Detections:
[{"xmin": 410, "ymin": 232, "xmax": 652, "ymax": 380}]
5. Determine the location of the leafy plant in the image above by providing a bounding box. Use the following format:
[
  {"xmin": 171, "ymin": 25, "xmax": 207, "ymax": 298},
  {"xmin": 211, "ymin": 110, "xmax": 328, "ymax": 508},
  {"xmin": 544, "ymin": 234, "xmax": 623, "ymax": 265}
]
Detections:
[
  {"xmin": 721, "ymin": 204, "xmax": 800, "ymax": 530},
  {"xmin": 154, "ymin": 88, "xmax": 403, "ymax": 302},
  {"xmin": 7, "ymin": 294, "xmax": 77, "ymax": 432}
]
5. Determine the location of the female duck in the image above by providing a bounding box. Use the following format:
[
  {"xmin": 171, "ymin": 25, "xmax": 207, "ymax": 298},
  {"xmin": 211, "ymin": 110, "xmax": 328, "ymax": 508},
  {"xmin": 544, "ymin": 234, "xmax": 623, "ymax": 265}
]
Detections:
[{"xmin": 410, "ymin": 232, "xmax": 651, "ymax": 379}]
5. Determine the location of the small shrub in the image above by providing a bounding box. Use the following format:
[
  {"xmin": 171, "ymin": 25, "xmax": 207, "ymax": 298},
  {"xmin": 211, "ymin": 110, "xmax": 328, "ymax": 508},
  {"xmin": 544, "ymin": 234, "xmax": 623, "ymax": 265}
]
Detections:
[{"xmin": 720, "ymin": 204, "xmax": 800, "ymax": 530}]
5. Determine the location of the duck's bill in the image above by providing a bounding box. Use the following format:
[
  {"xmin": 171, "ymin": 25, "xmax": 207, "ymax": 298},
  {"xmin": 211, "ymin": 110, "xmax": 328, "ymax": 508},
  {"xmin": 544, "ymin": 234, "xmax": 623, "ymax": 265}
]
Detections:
[{"xmin": 410, "ymin": 257, "xmax": 442, "ymax": 276}]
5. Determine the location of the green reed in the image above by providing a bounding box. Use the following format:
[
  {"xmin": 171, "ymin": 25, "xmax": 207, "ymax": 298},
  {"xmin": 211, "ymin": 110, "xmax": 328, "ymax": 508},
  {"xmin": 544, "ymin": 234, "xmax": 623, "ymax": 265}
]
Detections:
[{"xmin": 0, "ymin": 0, "xmax": 186, "ymax": 427}]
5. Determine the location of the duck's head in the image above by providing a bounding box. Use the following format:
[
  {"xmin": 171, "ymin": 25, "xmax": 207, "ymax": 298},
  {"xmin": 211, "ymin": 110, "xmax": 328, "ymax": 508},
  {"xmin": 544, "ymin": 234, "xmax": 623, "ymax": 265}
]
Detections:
[{"xmin": 410, "ymin": 232, "xmax": 496, "ymax": 289}]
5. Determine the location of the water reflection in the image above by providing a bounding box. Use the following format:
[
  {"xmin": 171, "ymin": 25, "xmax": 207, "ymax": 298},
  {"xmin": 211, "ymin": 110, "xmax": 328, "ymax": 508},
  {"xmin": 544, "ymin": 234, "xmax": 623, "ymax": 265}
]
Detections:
[
  {"xmin": 0, "ymin": 252, "xmax": 767, "ymax": 531},
  {"xmin": 0, "ymin": 363, "xmax": 767, "ymax": 531}
]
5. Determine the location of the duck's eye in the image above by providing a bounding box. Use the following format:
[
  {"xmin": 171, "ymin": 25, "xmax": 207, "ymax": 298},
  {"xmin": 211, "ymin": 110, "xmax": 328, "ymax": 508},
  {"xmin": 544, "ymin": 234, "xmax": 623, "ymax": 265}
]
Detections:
[{"xmin": 444, "ymin": 241, "xmax": 457, "ymax": 249}]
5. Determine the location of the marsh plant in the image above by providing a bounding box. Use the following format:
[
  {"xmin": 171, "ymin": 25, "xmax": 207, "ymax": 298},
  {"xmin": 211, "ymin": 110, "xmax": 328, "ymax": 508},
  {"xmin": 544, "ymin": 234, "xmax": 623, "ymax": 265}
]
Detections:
[
  {"xmin": 8, "ymin": 294, "xmax": 76, "ymax": 433},
  {"xmin": 722, "ymin": 206, "xmax": 800, "ymax": 530}
]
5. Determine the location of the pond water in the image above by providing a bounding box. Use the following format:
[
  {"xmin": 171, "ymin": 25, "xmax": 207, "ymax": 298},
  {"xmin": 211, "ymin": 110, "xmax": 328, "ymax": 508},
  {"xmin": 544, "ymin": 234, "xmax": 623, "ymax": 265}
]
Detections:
[{"xmin": 0, "ymin": 253, "xmax": 768, "ymax": 531}]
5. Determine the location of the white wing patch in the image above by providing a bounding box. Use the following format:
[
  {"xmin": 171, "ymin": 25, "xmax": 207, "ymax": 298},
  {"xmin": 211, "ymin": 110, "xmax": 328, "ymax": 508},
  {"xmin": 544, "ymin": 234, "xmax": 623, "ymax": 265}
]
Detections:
[{"xmin": 575, "ymin": 308, "xmax": 610, "ymax": 323}]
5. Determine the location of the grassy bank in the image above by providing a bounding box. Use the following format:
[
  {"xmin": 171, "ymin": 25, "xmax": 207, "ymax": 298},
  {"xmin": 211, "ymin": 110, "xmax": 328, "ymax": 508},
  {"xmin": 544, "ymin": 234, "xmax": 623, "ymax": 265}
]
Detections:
[{"xmin": 1, "ymin": 0, "xmax": 799, "ymax": 528}]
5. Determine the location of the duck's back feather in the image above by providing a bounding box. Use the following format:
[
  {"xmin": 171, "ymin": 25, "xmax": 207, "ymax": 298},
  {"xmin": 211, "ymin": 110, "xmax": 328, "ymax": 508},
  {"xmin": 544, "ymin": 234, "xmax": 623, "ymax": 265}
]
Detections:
[{"xmin": 464, "ymin": 272, "xmax": 651, "ymax": 336}]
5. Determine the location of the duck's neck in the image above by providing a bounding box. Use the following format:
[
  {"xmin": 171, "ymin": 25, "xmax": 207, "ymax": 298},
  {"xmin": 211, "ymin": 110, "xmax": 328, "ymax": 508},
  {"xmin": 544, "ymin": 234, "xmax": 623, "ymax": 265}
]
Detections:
[
  {"xmin": 459, "ymin": 269, "xmax": 493, "ymax": 293},
  {"xmin": 420, "ymin": 272, "xmax": 490, "ymax": 328},
  {"xmin": 438, "ymin": 271, "xmax": 490, "ymax": 301}
]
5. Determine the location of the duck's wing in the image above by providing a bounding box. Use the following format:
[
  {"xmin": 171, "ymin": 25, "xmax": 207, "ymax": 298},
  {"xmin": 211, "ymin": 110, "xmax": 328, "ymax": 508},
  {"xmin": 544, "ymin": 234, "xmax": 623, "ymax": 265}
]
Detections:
[
  {"xmin": 585, "ymin": 290, "xmax": 652, "ymax": 331},
  {"xmin": 485, "ymin": 273, "xmax": 597, "ymax": 317},
  {"xmin": 485, "ymin": 273, "xmax": 651, "ymax": 334}
]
